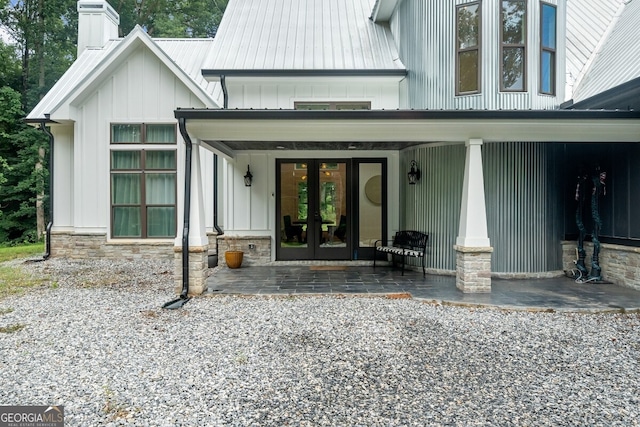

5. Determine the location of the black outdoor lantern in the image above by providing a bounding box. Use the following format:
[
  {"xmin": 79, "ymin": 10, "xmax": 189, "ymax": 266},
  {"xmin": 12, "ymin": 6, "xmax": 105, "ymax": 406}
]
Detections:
[
  {"xmin": 408, "ymin": 160, "xmax": 421, "ymax": 185},
  {"xmin": 244, "ymin": 165, "xmax": 253, "ymax": 187}
]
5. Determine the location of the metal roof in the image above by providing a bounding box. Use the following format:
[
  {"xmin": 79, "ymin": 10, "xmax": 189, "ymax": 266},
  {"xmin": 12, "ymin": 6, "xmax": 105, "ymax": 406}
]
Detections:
[
  {"xmin": 203, "ymin": 0, "xmax": 404, "ymax": 72},
  {"xmin": 565, "ymin": 0, "xmax": 625, "ymax": 97},
  {"xmin": 573, "ymin": 0, "xmax": 640, "ymax": 103},
  {"xmin": 28, "ymin": 36, "xmax": 221, "ymax": 121}
]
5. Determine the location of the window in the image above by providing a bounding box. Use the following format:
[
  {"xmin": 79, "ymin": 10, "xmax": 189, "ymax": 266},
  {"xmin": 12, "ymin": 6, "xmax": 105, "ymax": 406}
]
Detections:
[
  {"xmin": 294, "ymin": 102, "xmax": 371, "ymax": 110},
  {"xmin": 501, "ymin": 0, "xmax": 526, "ymax": 91},
  {"xmin": 540, "ymin": 2, "xmax": 556, "ymax": 95},
  {"xmin": 456, "ymin": 2, "xmax": 481, "ymax": 95},
  {"xmin": 110, "ymin": 124, "xmax": 177, "ymax": 238}
]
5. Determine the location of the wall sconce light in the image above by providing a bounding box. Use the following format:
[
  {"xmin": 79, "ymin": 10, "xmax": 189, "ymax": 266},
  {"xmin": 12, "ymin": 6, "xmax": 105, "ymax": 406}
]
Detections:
[
  {"xmin": 244, "ymin": 165, "xmax": 253, "ymax": 187},
  {"xmin": 408, "ymin": 160, "xmax": 421, "ymax": 185}
]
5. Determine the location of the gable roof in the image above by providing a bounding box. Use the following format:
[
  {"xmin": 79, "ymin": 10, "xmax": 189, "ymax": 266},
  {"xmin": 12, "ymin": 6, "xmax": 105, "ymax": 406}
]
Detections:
[
  {"xmin": 572, "ymin": 0, "xmax": 640, "ymax": 103},
  {"xmin": 203, "ymin": 0, "xmax": 404, "ymax": 73},
  {"xmin": 28, "ymin": 26, "xmax": 220, "ymax": 121}
]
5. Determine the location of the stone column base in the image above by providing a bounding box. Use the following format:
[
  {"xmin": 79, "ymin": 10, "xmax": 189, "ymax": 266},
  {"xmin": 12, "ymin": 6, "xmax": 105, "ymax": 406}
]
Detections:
[
  {"xmin": 173, "ymin": 245, "xmax": 209, "ymax": 295},
  {"xmin": 454, "ymin": 245, "xmax": 493, "ymax": 293}
]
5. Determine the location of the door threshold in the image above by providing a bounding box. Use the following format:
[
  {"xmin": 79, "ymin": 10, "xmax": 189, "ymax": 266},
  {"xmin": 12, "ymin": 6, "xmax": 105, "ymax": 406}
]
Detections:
[{"xmin": 268, "ymin": 260, "xmax": 374, "ymax": 266}]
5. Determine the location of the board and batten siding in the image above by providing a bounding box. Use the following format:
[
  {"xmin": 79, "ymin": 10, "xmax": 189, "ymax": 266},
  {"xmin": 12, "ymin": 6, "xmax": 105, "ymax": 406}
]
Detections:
[
  {"xmin": 225, "ymin": 79, "xmax": 401, "ymax": 109},
  {"xmin": 391, "ymin": 0, "xmax": 566, "ymax": 110},
  {"xmin": 71, "ymin": 45, "xmax": 208, "ymax": 234}
]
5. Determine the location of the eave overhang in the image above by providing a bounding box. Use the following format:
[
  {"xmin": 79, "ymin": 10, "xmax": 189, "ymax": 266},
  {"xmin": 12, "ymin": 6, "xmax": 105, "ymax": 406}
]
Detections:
[
  {"xmin": 202, "ymin": 69, "xmax": 407, "ymax": 82},
  {"xmin": 175, "ymin": 108, "xmax": 640, "ymax": 156}
]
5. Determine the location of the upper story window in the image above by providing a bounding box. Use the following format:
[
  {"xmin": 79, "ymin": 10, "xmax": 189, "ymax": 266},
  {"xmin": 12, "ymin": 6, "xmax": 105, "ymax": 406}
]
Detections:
[
  {"xmin": 456, "ymin": 2, "xmax": 481, "ymax": 95},
  {"xmin": 540, "ymin": 2, "xmax": 556, "ymax": 95},
  {"xmin": 501, "ymin": 0, "xmax": 527, "ymax": 91},
  {"xmin": 110, "ymin": 123, "xmax": 177, "ymax": 239},
  {"xmin": 294, "ymin": 102, "xmax": 371, "ymax": 110}
]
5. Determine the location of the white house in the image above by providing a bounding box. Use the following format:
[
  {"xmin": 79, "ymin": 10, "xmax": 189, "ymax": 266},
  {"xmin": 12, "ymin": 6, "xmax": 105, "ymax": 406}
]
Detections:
[{"xmin": 28, "ymin": 0, "xmax": 640, "ymax": 297}]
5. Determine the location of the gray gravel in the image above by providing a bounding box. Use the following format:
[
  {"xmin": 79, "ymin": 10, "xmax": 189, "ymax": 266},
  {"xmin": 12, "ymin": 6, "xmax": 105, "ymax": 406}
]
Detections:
[{"xmin": 1, "ymin": 258, "xmax": 639, "ymax": 426}]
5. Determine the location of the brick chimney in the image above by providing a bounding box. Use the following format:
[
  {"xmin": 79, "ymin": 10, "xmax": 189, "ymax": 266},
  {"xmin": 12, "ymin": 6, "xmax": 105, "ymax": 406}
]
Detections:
[{"xmin": 77, "ymin": 0, "xmax": 119, "ymax": 56}]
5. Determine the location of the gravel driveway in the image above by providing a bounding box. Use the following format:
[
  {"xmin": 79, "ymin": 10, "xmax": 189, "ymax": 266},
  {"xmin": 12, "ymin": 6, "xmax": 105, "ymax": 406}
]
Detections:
[{"xmin": 1, "ymin": 259, "xmax": 639, "ymax": 426}]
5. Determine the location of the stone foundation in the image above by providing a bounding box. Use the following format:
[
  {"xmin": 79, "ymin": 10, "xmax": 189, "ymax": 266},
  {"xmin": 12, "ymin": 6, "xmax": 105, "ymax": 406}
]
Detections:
[
  {"xmin": 173, "ymin": 245, "xmax": 209, "ymax": 295},
  {"xmin": 562, "ymin": 241, "xmax": 640, "ymax": 290},
  {"xmin": 455, "ymin": 245, "xmax": 493, "ymax": 293},
  {"xmin": 50, "ymin": 232, "xmax": 174, "ymax": 260},
  {"xmin": 218, "ymin": 235, "xmax": 271, "ymax": 267}
]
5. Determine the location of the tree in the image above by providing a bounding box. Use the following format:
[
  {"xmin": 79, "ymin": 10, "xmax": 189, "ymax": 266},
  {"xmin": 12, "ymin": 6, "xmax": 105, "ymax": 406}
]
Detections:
[
  {"xmin": 0, "ymin": 87, "xmax": 47, "ymax": 243},
  {"xmin": 115, "ymin": 0, "xmax": 228, "ymax": 38}
]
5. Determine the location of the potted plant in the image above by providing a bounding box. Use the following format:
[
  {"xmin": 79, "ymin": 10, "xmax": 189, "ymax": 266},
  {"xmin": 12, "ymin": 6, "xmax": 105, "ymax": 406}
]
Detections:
[{"xmin": 224, "ymin": 235, "xmax": 244, "ymax": 268}]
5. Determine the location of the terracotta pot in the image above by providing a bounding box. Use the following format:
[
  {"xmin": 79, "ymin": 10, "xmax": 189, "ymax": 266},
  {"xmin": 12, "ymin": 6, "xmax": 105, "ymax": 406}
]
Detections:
[{"xmin": 225, "ymin": 251, "xmax": 244, "ymax": 269}]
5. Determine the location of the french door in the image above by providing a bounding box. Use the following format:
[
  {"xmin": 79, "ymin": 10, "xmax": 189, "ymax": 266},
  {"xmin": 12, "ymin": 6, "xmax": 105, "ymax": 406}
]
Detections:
[{"xmin": 277, "ymin": 159, "xmax": 351, "ymax": 260}]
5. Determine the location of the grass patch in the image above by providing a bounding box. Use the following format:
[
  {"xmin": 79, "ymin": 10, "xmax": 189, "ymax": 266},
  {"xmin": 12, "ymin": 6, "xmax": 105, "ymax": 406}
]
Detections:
[
  {"xmin": 0, "ymin": 243, "xmax": 45, "ymax": 263},
  {"xmin": 0, "ymin": 323, "xmax": 25, "ymax": 333},
  {"xmin": 0, "ymin": 307, "xmax": 14, "ymax": 315},
  {"xmin": 0, "ymin": 265, "xmax": 44, "ymax": 300}
]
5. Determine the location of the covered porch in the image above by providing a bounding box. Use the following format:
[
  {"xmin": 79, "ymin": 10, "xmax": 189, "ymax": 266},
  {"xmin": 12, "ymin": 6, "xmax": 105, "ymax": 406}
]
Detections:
[{"xmin": 174, "ymin": 108, "xmax": 640, "ymax": 296}]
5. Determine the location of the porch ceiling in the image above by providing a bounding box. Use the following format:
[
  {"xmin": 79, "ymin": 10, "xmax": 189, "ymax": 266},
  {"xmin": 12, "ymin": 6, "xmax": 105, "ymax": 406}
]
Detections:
[{"xmin": 176, "ymin": 109, "xmax": 640, "ymax": 155}]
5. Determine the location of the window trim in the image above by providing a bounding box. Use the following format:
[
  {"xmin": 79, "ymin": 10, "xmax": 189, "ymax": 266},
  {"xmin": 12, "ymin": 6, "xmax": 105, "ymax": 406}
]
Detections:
[
  {"xmin": 111, "ymin": 123, "xmax": 177, "ymax": 145},
  {"xmin": 109, "ymin": 123, "xmax": 178, "ymax": 239},
  {"xmin": 455, "ymin": 1, "xmax": 482, "ymax": 96},
  {"xmin": 539, "ymin": 2, "xmax": 557, "ymax": 95},
  {"xmin": 500, "ymin": 0, "xmax": 527, "ymax": 92}
]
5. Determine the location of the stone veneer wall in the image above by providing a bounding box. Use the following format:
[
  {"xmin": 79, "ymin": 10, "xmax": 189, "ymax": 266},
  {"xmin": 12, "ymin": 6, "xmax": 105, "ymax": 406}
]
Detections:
[
  {"xmin": 454, "ymin": 246, "xmax": 493, "ymax": 293},
  {"xmin": 50, "ymin": 232, "xmax": 174, "ymax": 260},
  {"xmin": 562, "ymin": 241, "xmax": 640, "ymax": 291},
  {"xmin": 218, "ymin": 236, "xmax": 271, "ymax": 267}
]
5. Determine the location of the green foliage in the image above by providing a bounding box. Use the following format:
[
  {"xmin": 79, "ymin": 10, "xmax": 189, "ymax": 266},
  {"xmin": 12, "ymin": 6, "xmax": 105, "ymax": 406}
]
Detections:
[
  {"xmin": 0, "ymin": 242, "xmax": 44, "ymax": 262},
  {"xmin": 114, "ymin": 0, "xmax": 228, "ymax": 37},
  {"xmin": 0, "ymin": 87, "xmax": 48, "ymax": 244}
]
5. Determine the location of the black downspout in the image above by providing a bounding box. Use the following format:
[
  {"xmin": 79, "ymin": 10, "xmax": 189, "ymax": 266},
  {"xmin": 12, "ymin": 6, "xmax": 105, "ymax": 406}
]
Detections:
[
  {"xmin": 40, "ymin": 119, "xmax": 54, "ymax": 260},
  {"xmin": 213, "ymin": 154, "xmax": 223, "ymax": 251},
  {"xmin": 213, "ymin": 74, "xmax": 229, "ymax": 252},
  {"xmin": 162, "ymin": 117, "xmax": 193, "ymax": 308},
  {"xmin": 179, "ymin": 117, "xmax": 192, "ymax": 300}
]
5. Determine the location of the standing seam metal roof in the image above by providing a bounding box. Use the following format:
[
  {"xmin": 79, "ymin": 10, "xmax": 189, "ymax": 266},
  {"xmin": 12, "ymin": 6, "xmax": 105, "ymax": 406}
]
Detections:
[
  {"xmin": 204, "ymin": 0, "xmax": 403, "ymax": 71},
  {"xmin": 572, "ymin": 0, "xmax": 640, "ymax": 102}
]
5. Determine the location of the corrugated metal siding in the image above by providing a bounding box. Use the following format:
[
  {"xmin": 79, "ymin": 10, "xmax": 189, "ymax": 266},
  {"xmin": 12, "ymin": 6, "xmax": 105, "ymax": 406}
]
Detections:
[
  {"xmin": 392, "ymin": 0, "xmax": 564, "ymax": 110},
  {"xmin": 572, "ymin": 0, "xmax": 640, "ymax": 102},
  {"xmin": 401, "ymin": 144, "xmax": 465, "ymax": 271},
  {"xmin": 206, "ymin": 0, "xmax": 403, "ymax": 71},
  {"xmin": 565, "ymin": 0, "xmax": 624, "ymax": 97},
  {"xmin": 483, "ymin": 142, "xmax": 563, "ymax": 273}
]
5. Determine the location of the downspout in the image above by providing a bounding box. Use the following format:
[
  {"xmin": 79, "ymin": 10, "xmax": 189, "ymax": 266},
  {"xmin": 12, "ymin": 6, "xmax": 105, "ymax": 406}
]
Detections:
[
  {"xmin": 162, "ymin": 117, "xmax": 193, "ymax": 308},
  {"xmin": 178, "ymin": 117, "xmax": 192, "ymax": 300},
  {"xmin": 40, "ymin": 118, "xmax": 54, "ymax": 260},
  {"xmin": 213, "ymin": 74, "xmax": 229, "ymax": 253}
]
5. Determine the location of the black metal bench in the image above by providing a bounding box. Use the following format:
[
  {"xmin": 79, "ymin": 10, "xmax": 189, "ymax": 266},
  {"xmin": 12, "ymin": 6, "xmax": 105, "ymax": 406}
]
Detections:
[{"xmin": 374, "ymin": 231, "xmax": 428, "ymax": 276}]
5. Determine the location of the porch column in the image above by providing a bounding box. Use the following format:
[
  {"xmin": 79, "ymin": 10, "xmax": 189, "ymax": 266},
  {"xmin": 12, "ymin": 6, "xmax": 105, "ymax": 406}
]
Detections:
[
  {"xmin": 174, "ymin": 142, "xmax": 209, "ymax": 295},
  {"xmin": 455, "ymin": 138, "xmax": 493, "ymax": 293}
]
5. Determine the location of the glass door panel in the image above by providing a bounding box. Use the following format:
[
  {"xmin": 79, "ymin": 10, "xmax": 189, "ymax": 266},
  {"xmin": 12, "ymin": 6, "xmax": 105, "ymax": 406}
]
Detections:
[
  {"xmin": 314, "ymin": 161, "xmax": 350, "ymax": 259},
  {"xmin": 277, "ymin": 160, "xmax": 350, "ymax": 260}
]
